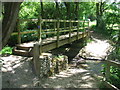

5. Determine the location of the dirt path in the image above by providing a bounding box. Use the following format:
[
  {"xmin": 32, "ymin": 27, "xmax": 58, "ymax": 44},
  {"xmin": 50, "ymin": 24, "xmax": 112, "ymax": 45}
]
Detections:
[
  {"xmin": 1, "ymin": 55, "xmax": 101, "ymax": 88},
  {"xmin": 1, "ymin": 32, "xmax": 111, "ymax": 88}
]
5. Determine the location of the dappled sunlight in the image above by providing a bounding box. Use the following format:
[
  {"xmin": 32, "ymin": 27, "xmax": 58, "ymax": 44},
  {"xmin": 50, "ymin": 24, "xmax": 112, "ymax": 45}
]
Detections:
[
  {"xmin": 1, "ymin": 55, "xmax": 38, "ymax": 88},
  {"xmin": 1, "ymin": 55, "xmax": 31, "ymax": 72},
  {"xmin": 39, "ymin": 68, "xmax": 99, "ymax": 88},
  {"xmin": 79, "ymin": 36, "xmax": 112, "ymax": 59}
]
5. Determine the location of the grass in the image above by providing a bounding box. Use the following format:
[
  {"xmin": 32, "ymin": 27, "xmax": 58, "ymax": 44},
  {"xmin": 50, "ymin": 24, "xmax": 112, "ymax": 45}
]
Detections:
[
  {"xmin": 87, "ymin": 38, "xmax": 93, "ymax": 43},
  {"xmin": 0, "ymin": 46, "xmax": 13, "ymax": 55}
]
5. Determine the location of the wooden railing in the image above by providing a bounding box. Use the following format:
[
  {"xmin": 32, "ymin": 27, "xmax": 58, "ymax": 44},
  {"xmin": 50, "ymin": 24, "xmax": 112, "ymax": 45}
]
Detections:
[
  {"xmin": 11, "ymin": 18, "xmax": 90, "ymax": 44},
  {"xmin": 31, "ymin": 18, "xmax": 89, "ymax": 76},
  {"xmin": 104, "ymin": 60, "xmax": 120, "ymax": 90}
]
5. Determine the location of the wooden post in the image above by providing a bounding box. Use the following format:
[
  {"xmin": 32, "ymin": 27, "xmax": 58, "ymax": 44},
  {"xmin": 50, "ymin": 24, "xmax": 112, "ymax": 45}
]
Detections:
[
  {"xmin": 105, "ymin": 61, "xmax": 110, "ymax": 81},
  {"xmin": 83, "ymin": 20, "xmax": 85, "ymax": 32},
  {"xmin": 64, "ymin": 21, "xmax": 66, "ymax": 34},
  {"xmin": 77, "ymin": 20, "xmax": 79, "ymax": 40},
  {"xmin": 54, "ymin": 22, "xmax": 56, "ymax": 34},
  {"xmin": 39, "ymin": 16, "xmax": 42, "ymax": 42},
  {"xmin": 88, "ymin": 20, "xmax": 90, "ymax": 30},
  {"xmin": 87, "ymin": 20, "xmax": 90, "ymax": 38},
  {"xmin": 57, "ymin": 19, "xmax": 60, "ymax": 48},
  {"xmin": 64, "ymin": 21, "xmax": 66, "ymax": 29},
  {"xmin": 69, "ymin": 20, "xmax": 72, "ymax": 43},
  {"xmin": 17, "ymin": 19, "xmax": 21, "ymax": 44},
  {"xmin": 33, "ymin": 43, "xmax": 40, "ymax": 76},
  {"xmin": 38, "ymin": 16, "xmax": 42, "ymax": 54}
]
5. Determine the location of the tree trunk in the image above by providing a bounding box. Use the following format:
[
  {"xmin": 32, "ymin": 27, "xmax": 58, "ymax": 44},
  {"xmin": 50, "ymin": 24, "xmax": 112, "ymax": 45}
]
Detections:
[
  {"xmin": 96, "ymin": 3, "xmax": 100, "ymax": 28},
  {"xmin": 55, "ymin": 2, "xmax": 60, "ymax": 19},
  {"xmin": 96, "ymin": 2, "xmax": 106, "ymax": 31},
  {"xmin": 64, "ymin": 2, "xmax": 71, "ymax": 19},
  {"xmin": 74, "ymin": 2, "xmax": 79, "ymax": 26},
  {"xmin": 40, "ymin": 0, "xmax": 44, "ymax": 18},
  {"xmin": 74, "ymin": 2, "xmax": 79, "ymax": 20},
  {"xmin": 2, "ymin": 2, "xmax": 21, "ymax": 48}
]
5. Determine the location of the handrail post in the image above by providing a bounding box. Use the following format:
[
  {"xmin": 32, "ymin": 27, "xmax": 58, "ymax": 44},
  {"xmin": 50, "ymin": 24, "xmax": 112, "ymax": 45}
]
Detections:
[
  {"xmin": 77, "ymin": 20, "xmax": 79, "ymax": 40},
  {"xmin": 83, "ymin": 20, "xmax": 85, "ymax": 32},
  {"xmin": 33, "ymin": 43, "xmax": 40, "ymax": 76},
  {"xmin": 69, "ymin": 20, "xmax": 72, "ymax": 43},
  {"xmin": 105, "ymin": 61, "xmax": 110, "ymax": 81},
  {"xmin": 64, "ymin": 21, "xmax": 66, "ymax": 34},
  {"xmin": 17, "ymin": 19, "xmax": 21, "ymax": 44},
  {"xmin": 38, "ymin": 16, "xmax": 42, "ymax": 54},
  {"xmin": 87, "ymin": 19, "xmax": 90, "ymax": 37},
  {"xmin": 54, "ymin": 22, "xmax": 56, "ymax": 35},
  {"xmin": 57, "ymin": 19, "xmax": 60, "ymax": 48},
  {"xmin": 88, "ymin": 19, "xmax": 90, "ymax": 30}
]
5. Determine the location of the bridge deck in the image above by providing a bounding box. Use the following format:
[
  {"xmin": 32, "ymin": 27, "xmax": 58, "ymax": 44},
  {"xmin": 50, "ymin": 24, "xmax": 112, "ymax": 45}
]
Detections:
[
  {"xmin": 13, "ymin": 31, "xmax": 88, "ymax": 56},
  {"xmin": 18, "ymin": 32, "xmax": 87, "ymax": 48}
]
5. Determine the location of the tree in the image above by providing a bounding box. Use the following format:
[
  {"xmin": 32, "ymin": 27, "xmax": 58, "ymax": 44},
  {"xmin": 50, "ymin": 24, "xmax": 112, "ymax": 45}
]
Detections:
[
  {"xmin": 2, "ymin": 2, "xmax": 21, "ymax": 48},
  {"xmin": 64, "ymin": 2, "xmax": 71, "ymax": 19},
  {"xmin": 96, "ymin": 2, "xmax": 106, "ymax": 31}
]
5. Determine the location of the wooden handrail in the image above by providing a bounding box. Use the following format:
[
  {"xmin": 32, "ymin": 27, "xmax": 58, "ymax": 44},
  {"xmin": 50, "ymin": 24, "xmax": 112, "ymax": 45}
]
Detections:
[
  {"xmin": 11, "ymin": 27, "xmax": 85, "ymax": 36},
  {"xmin": 104, "ymin": 60, "xmax": 120, "ymax": 89},
  {"xmin": 14, "ymin": 18, "xmax": 90, "ymax": 44},
  {"xmin": 18, "ymin": 18, "xmax": 89, "ymax": 23}
]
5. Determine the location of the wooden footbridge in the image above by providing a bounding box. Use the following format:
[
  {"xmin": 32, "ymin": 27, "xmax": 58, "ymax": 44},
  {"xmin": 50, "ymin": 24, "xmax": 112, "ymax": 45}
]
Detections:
[
  {"xmin": 7, "ymin": 18, "xmax": 120, "ymax": 89},
  {"xmin": 12, "ymin": 18, "xmax": 90, "ymax": 56}
]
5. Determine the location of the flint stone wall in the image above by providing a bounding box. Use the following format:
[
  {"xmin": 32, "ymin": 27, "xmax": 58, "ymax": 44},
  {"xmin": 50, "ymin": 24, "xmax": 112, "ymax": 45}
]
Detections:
[{"xmin": 34, "ymin": 53, "xmax": 68, "ymax": 78}]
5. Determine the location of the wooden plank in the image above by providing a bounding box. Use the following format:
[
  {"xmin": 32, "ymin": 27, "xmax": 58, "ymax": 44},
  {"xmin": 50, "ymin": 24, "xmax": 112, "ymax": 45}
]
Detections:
[
  {"xmin": 11, "ymin": 30, "xmax": 37, "ymax": 36},
  {"xmin": 41, "ymin": 32, "xmax": 87, "ymax": 52},
  {"xmin": 58, "ymin": 38, "xmax": 69, "ymax": 47},
  {"xmin": 42, "ymin": 31, "xmax": 57, "ymax": 34},
  {"xmin": 106, "ymin": 60, "xmax": 120, "ymax": 68},
  {"xmin": 104, "ymin": 81, "xmax": 119, "ymax": 90},
  {"xmin": 19, "ymin": 19, "xmax": 38, "ymax": 21},
  {"xmin": 18, "ymin": 18, "xmax": 87, "ymax": 23},
  {"xmin": 42, "ymin": 19, "xmax": 57, "ymax": 22},
  {"xmin": 42, "ymin": 42, "xmax": 57, "ymax": 52},
  {"xmin": 11, "ymin": 27, "xmax": 80, "ymax": 36},
  {"xmin": 60, "ymin": 30, "xmax": 69, "ymax": 33}
]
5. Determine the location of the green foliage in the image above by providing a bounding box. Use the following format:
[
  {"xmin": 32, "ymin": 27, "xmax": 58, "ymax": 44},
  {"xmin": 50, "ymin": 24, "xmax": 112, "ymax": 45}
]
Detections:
[
  {"xmin": 104, "ymin": 2, "xmax": 120, "ymax": 34},
  {"xmin": 0, "ymin": 46, "xmax": 13, "ymax": 55},
  {"xmin": 21, "ymin": 30, "xmax": 38, "ymax": 43},
  {"xmin": 79, "ymin": 2, "xmax": 96, "ymax": 20},
  {"xmin": 109, "ymin": 66, "xmax": 120, "ymax": 88},
  {"xmin": 101, "ymin": 64, "xmax": 120, "ymax": 88},
  {"xmin": 8, "ymin": 30, "xmax": 39, "ymax": 46},
  {"xmin": 19, "ymin": 2, "xmax": 40, "ymax": 19},
  {"xmin": 87, "ymin": 38, "xmax": 93, "ymax": 43}
]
